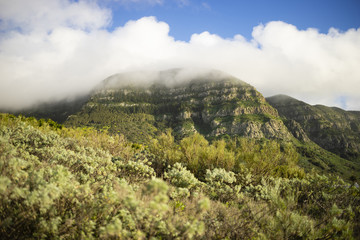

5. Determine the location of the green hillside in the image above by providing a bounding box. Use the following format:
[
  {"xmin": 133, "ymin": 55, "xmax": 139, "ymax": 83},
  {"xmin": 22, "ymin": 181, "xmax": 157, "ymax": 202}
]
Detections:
[
  {"xmin": 2, "ymin": 69, "xmax": 360, "ymax": 238},
  {"xmin": 267, "ymin": 94, "xmax": 360, "ymax": 162},
  {"xmin": 65, "ymin": 70, "xmax": 292, "ymax": 142},
  {"xmin": 1, "ymin": 113, "xmax": 360, "ymax": 239},
  {"xmin": 62, "ymin": 70, "xmax": 360, "ymax": 181}
]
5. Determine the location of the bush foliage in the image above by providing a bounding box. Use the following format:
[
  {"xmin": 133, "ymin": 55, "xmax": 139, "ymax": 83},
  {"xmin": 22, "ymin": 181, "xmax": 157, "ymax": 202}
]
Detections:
[{"xmin": 0, "ymin": 113, "xmax": 359, "ymax": 239}]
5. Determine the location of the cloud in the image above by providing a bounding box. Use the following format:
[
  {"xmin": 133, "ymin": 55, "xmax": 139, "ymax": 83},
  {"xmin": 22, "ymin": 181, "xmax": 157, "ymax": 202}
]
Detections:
[
  {"xmin": 0, "ymin": 0, "xmax": 360, "ymax": 111},
  {"xmin": 112, "ymin": 0, "xmax": 192, "ymax": 7},
  {"xmin": 113, "ymin": 0, "xmax": 164, "ymax": 7},
  {"xmin": 249, "ymin": 22, "xmax": 360, "ymax": 109},
  {"xmin": 0, "ymin": 0, "xmax": 111, "ymax": 32}
]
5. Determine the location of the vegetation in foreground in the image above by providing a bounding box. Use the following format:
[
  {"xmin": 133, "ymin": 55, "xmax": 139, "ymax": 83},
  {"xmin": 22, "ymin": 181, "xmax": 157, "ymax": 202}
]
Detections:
[{"xmin": 1, "ymin": 113, "xmax": 359, "ymax": 239}]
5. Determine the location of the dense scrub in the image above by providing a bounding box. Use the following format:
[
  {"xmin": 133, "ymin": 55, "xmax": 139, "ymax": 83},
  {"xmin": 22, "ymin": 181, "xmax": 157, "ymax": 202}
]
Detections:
[{"xmin": 1, "ymin": 114, "xmax": 359, "ymax": 239}]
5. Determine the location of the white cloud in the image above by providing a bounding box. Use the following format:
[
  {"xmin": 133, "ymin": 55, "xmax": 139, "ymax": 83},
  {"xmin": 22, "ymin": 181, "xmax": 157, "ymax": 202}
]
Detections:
[
  {"xmin": 0, "ymin": 0, "xmax": 111, "ymax": 32},
  {"xmin": 249, "ymin": 22, "xmax": 360, "ymax": 108},
  {"xmin": 112, "ymin": 0, "xmax": 192, "ymax": 7},
  {"xmin": 0, "ymin": 1, "xmax": 360, "ymax": 111},
  {"xmin": 113, "ymin": 0, "xmax": 164, "ymax": 7}
]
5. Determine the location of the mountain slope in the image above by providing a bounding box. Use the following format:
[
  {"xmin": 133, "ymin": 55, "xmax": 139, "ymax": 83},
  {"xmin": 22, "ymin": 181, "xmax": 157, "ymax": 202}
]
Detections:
[
  {"xmin": 12, "ymin": 95, "xmax": 90, "ymax": 123},
  {"xmin": 65, "ymin": 69, "xmax": 292, "ymax": 142},
  {"xmin": 2, "ymin": 114, "xmax": 359, "ymax": 239},
  {"xmin": 63, "ymin": 70, "xmax": 360, "ymax": 180},
  {"xmin": 267, "ymin": 94, "xmax": 360, "ymax": 162},
  {"xmin": 4, "ymin": 69, "xmax": 359, "ymax": 180}
]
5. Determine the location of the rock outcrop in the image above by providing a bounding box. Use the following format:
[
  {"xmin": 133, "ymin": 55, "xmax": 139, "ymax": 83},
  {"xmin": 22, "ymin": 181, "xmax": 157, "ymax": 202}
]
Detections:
[
  {"xmin": 67, "ymin": 69, "xmax": 294, "ymax": 141},
  {"xmin": 267, "ymin": 94, "xmax": 360, "ymax": 161}
]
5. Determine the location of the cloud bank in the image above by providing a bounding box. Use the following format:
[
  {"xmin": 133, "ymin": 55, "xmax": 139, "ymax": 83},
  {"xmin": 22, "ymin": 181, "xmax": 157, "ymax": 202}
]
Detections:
[{"xmin": 1, "ymin": 0, "xmax": 360, "ymax": 111}]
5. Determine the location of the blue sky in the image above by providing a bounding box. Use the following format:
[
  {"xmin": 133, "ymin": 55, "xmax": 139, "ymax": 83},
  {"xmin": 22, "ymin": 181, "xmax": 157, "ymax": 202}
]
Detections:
[
  {"xmin": 107, "ymin": 0, "xmax": 360, "ymax": 41},
  {"xmin": 0, "ymin": 0, "xmax": 360, "ymax": 110}
]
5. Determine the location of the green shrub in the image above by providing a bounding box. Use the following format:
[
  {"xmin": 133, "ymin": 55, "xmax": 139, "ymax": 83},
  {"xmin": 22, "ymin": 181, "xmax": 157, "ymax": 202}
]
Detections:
[
  {"xmin": 113, "ymin": 151, "xmax": 156, "ymax": 185},
  {"xmin": 1, "ymin": 113, "xmax": 359, "ymax": 239},
  {"xmin": 164, "ymin": 163, "xmax": 203, "ymax": 192},
  {"xmin": 204, "ymin": 168, "xmax": 241, "ymax": 202}
]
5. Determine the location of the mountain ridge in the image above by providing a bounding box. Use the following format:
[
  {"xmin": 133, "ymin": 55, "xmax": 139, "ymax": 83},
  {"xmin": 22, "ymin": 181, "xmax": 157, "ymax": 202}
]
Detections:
[
  {"xmin": 66, "ymin": 69, "xmax": 293, "ymax": 142},
  {"xmin": 3, "ymin": 69, "xmax": 360, "ymax": 180},
  {"xmin": 267, "ymin": 94, "xmax": 360, "ymax": 162}
]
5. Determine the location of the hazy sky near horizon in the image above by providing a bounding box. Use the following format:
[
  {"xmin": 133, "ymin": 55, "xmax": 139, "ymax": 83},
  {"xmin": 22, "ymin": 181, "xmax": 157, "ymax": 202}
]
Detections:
[{"xmin": 0, "ymin": 0, "xmax": 360, "ymax": 110}]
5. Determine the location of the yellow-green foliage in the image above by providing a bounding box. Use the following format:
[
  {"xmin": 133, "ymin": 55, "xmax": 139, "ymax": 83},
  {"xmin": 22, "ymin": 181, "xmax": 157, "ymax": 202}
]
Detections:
[
  {"xmin": 165, "ymin": 163, "xmax": 203, "ymax": 191},
  {"xmin": 229, "ymin": 137, "xmax": 305, "ymax": 180},
  {"xmin": 150, "ymin": 131, "xmax": 303, "ymax": 181},
  {"xmin": 0, "ymin": 113, "xmax": 359, "ymax": 239},
  {"xmin": 0, "ymin": 114, "xmax": 208, "ymax": 239},
  {"xmin": 150, "ymin": 132, "xmax": 235, "ymax": 177},
  {"xmin": 204, "ymin": 168, "xmax": 241, "ymax": 202}
]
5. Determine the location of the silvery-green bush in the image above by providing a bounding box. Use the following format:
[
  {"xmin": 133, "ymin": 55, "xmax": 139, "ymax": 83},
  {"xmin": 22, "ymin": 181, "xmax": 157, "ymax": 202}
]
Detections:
[{"xmin": 1, "ymin": 113, "xmax": 359, "ymax": 239}]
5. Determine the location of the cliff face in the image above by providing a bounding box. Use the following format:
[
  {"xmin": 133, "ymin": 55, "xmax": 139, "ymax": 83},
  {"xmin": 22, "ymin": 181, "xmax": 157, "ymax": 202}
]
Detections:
[
  {"xmin": 66, "ymin": 70, "xmax": 293, "ymax": 142},
  {"xmin": 11, "ymin": 69, "xmax": 360, "ymax": 179},
  {"xmin": 267, "ymin": 94, "xmax": 360, "ymax": 161}
]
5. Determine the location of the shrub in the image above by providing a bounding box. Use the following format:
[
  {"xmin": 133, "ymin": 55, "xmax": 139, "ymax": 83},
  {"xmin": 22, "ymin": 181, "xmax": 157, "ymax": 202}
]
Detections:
[
  {"xmin": 164, "ymin": 163, "xmax": 203, "ymax": 192},
  {"xmin": 204, "ymin": 168, "xmax": 241, "ymax": 202},
  {"xmin": 113, "ymin": 151, "xmax": 156, "ymax": 185},
  {"xmin": 1, "ymin": 113, "xmax": 359, "ymax": 239}
]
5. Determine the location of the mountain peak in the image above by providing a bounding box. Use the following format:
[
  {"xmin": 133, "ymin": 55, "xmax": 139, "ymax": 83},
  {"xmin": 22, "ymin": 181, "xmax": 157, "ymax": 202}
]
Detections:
[
  {"xmin": 266, "ymin": 94, "xmax": 307, "ymax": 106},
  {"xmin": 98, "ymin": 68, "xmax": 249, "ymax": 90},
  {"xmin": 66, "ymin": 69, "xmax": 292, "ymax": 142}
]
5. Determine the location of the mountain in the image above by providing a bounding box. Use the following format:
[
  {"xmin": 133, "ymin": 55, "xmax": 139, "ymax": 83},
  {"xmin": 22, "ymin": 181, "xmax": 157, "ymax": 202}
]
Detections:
[
  {"xmin": 267, "ymin": 94, "xmax": 360, "ymax": 162},
  {"xmin": 63, "ymin": 69, "xmax": 360, "ymax": 180},
  {"xmin": 2, "ymin": 113, "xmax": 359, "ymax": 239},
  {"xmin": 4, "ymin": 69, "xmax": 360, "ymax": 180},
  {"xmin": 65, "ymin": 69, "xmax": 292, "ymax": 142},
  {"xmin": 11, "ymin": 95, "xmax": 90, "ymax": 123},
  {"xmin": 2, "ymin": 71, "xmax": 360, "ymax": 238}
]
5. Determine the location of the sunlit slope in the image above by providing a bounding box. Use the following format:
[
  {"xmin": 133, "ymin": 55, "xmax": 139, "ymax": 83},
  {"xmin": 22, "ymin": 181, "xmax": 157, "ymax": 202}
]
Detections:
[
  {"xmin": 1, "ymin": 113, "xmax": 359, "ymax": 239},
  {"xmin": 66, "ymin": 69, "xmax": 292, "ymax": 142}
]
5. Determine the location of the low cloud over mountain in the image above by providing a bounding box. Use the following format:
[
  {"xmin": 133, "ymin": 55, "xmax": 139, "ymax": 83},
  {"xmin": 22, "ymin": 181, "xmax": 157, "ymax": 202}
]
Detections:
[{"xmin": 1, "ymin": 0, "xmax": 359, "ymax": 110}]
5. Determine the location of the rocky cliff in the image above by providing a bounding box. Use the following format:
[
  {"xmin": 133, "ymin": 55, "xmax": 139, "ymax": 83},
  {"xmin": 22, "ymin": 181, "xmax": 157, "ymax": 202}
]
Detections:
[
  {"xmin": 267, "ymin": 94, "xmax": 360, "ymax": 161},
  {"xmin": 66, "ymin": 69, "xmax": 293, "ymax": 142},
  {"xmin": 8, "ymin": 69, "xmax": 360, "ymax": 179}
]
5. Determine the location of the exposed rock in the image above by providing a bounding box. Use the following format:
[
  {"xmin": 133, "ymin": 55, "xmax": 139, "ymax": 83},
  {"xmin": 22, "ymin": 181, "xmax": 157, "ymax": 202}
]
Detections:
[
  {"xmin": 177, "ymin": 111, "xmax": 192, "ymax": 120},
  {"xmin": 262, "ymin": 119, "xmax": 293, "ymax": 139},
  {"xmin": 285, "ymin": 120, "xmax": 310, "ymax": 142},
  {"xmin": 69, "ymin": 69, "xmax": 295, "ymax": 141},
  {"xmin": 267, "ymin": 94, "xmax": 360, "ymax": 161}
]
